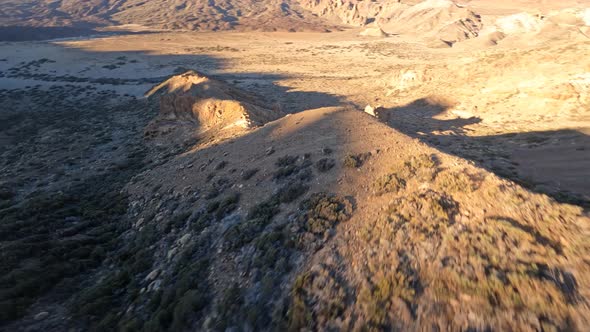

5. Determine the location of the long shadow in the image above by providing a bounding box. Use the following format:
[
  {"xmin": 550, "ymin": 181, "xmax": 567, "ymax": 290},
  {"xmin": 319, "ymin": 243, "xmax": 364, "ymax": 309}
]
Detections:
[
  {"xmin": 377, "ymin": 97, "xmax": 590, "ymax": 208},
  {"xmin": 2, "ymin": 36, "xmax": 588, "ymax": 332},
  {"xmin": 0, "ymin": 38, "xmax": 346, "ymax": 330},
  {"xmin": 213, "ymin": 72, "xmax": 343, "ymax": 113},
  {"xmin": 0, "ymin": 26, "xmax": 158, "ymax": 42}
]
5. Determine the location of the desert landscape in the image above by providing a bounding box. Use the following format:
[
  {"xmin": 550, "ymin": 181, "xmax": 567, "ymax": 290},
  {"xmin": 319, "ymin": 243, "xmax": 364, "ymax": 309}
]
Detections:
[{"xmin": 1, "ymin": 0, "xmax": 589, "ymax": 331}]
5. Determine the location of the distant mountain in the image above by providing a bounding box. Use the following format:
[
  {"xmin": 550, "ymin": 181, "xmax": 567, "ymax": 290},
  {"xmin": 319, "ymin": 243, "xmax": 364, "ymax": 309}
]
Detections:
[
  {"xmin": 10, "ymin": 1, "xmax": 586, "ymax": 46},
  {"xmin": 0, "ymin": 0, "xmax": 338, "ymax": 32},
  {"xmin": 0, "ymin": 0, "xmax": 490, "ymax": 46}
]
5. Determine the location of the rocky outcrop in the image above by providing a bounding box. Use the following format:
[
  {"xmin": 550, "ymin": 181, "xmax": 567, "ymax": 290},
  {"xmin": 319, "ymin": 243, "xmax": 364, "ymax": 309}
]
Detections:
[{"xmin": 145, "ymin": 70, "xmax": 281, "ymax": 139}]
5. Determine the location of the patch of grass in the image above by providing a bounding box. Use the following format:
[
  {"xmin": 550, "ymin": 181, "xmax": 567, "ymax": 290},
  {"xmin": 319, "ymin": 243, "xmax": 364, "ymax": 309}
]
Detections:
[
  {"xmin": 0, "ymin": 172, "xmax": 141, "ymax": 322},
  {"xmin": 248, "ymin": 198, "xmax": 281, "ymax": 223},
  {"xmin": 171, "ymin": 211, "xmax": 191, "ymax": 229},
  {"xmin": 274, "ymin": 164, "xmax": 298, "ymax": 179},
  {"xmin": 214, "ymin": 283, "xmax": 244, "ymax": 329}
]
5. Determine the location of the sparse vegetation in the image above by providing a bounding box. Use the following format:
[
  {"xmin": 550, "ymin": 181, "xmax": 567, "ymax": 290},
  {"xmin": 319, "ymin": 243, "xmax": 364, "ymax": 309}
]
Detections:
[
  {"xmin": 400, "ymin": 153, "xmax": 438, "ymax": 182},
  {"xmin": 214, "ymin": 160, "xmax": 227, "ymax": 170},
  {"xmin": 343, "ymin": 152, "xmax": 371, "ymax": 168},
  {"xmin": 315, "ymin": 158, "xmax": 335, "ymax": 172},
  {"xmin": 277, "ymin": 181, "xmax": 310, "ymax": 203},
  {"xmin": 372, "ymin": 173, "xmax": 406, "ymax": 195},
  {"xmin": 299, "ymin": 193, "xmax": 353, "ymax": 236},
  {"xmin": 435, "ymin": 168, "xmax": 481, "ymax": 193},
  {"xmin": 289, "ymin": 267, "xmax": 347, "ymax": 331},
  {"xmin": 2, "ymin": 24, "xmax": 590, "ymax": 332}
]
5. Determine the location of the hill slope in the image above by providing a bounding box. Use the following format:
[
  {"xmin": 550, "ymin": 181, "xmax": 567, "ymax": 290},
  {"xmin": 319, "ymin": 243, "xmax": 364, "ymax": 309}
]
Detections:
[
  {"xmin": 2, "ymin": 0, "xmax": 588, "ymax": 46},
  {"xmin": 1, "ymin": 61, "xmax": 589, "ymax": 330},
  {"xmin": 86, "ymin": 104, "xmax": 590, "ymax": 330}
]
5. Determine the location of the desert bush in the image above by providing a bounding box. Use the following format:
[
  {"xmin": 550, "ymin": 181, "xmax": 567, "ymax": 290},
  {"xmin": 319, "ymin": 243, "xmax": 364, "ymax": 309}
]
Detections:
[
  {"xmin": 277, "ymin": 182, "xmax": 309, "ymax": 203},
  {"xmin": 288, "ymin": 267, "xmax": 347, "ymax": 331},
  {"xmin": 299, "ymin": 193, "xmax": 353, "ymax": 236},
  {"xmin": 224, "ymin": 218, "xmax": 268, "ymax": 250},
  {"xmin": 435, "ymin": 168, "xmax": 480, "ymax": 193},
  {"xmin": 343, "ymin": 152, "xmax": 371, "ymax": 168},
  {"xmin": 211, "ymin": 192, "xmax": 241, "ymax": 219},
  {"xmin": 276, "ymin": 155, "xmax": 299, "ymax": 167},
  {"xmin": 214, "ymin": 160, "xmax": 227, "ymax": 170},
  {"xmin": 372, "ymin": 173, "xmax": 406, "ymax": 195},
  {"xmin": 274, "ymin": 155, "xmax": 314, "ymax": 181},
  {"xmin": 241, "ymin": 168, "xmax": 259, "ymax": 180},
  {"xmin": 315, "ymin": 158, "xmax": 335, "ymax": 172},
  {"xmin": 400, "ymin": 153, "xmax": 438, "ymax": 182}
]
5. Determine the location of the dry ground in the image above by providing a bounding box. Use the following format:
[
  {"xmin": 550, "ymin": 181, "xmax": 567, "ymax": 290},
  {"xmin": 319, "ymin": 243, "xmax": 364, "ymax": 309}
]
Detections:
[
  {"xmin": 2, "ymin": 28, "xmax": 585, "ymax": 203},
  {"xmin": 0, "ymin": 13, "xmax": 589, "ymax": 331}
]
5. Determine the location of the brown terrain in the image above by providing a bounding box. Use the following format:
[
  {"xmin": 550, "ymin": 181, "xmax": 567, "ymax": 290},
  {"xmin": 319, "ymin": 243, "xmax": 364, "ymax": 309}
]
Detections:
[{"xmin": 0, "ymin": 0, "xmax": 589, "ymax": 331}]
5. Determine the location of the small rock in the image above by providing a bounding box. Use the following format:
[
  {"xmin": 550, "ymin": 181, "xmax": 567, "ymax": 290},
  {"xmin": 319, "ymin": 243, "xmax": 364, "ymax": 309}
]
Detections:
[
  {"xmin": 178, "ymin": 233, "xmax": 192, "ymax": 246},
  {"xmin": 135, "ymin": 217, "xmax": 145, "ymax": 228},
  {"xmin": 145, "ymin": 269, "xmax": 160, "ymax": 282},
  {"xmin": 148, "ymin": 279, "xmax": 162, "ymax": 291},
  {"xmin": 364, "ymin": 105, "xmax": 376, "ymax": 116},
  {"xmin": 167, "ymin": 247, "xmax": 178, "ymax": 260},
  {"xmin": 34, "ymin": 312, "xmax": 49, "ymax": 321}
]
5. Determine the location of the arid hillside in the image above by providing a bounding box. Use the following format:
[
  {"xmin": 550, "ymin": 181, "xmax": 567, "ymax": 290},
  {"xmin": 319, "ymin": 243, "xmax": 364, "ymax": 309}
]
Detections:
[
  {"xmin": 0, "ymin": 0, "xmax": 589, "ymax": 331},
  {"xmin": 2, "ymin": 0, "xmax": 588, "ymax": 43},
  {"xmin": 0, "ymin": 0, "xmax": 337, "ymax": 32}
]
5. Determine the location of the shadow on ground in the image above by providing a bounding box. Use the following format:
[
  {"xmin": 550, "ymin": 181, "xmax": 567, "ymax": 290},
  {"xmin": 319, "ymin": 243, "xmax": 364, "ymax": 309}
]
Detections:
[
  {"xmin": 377, "ymin": 97, "xmax": 590, "ymax": 207},
  {"xmin": 0, "ymin": 26, "xmax": 159, "ymax": 42},
  {"xmin": 0, "ymin": 41, "xmax": 345, "ymax": 330}
]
